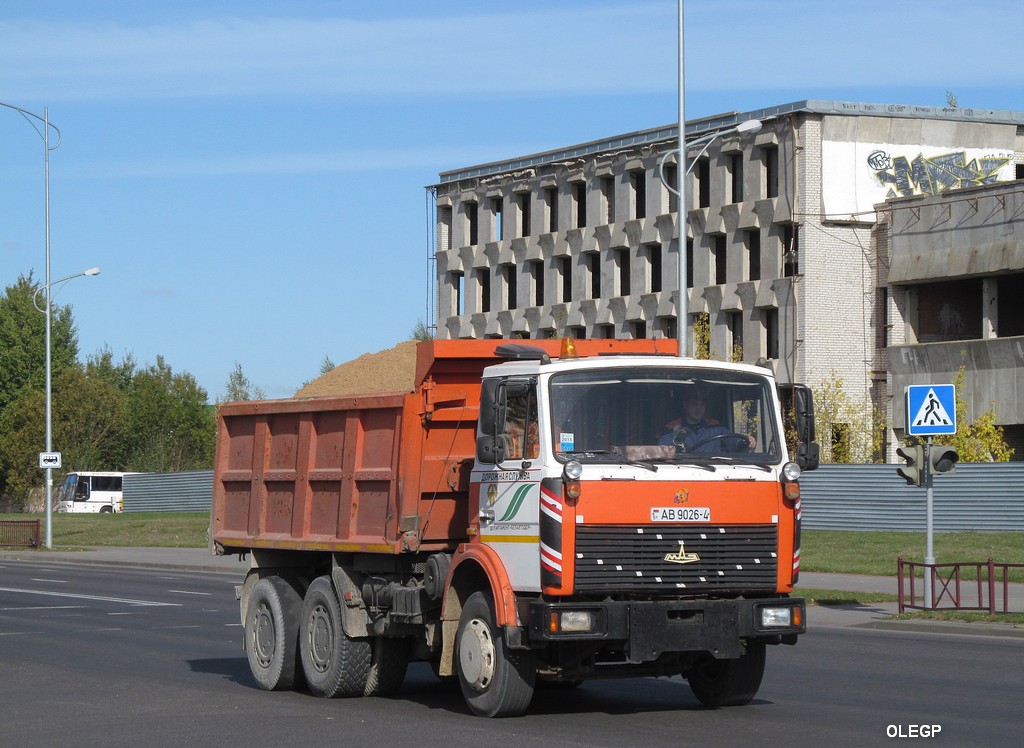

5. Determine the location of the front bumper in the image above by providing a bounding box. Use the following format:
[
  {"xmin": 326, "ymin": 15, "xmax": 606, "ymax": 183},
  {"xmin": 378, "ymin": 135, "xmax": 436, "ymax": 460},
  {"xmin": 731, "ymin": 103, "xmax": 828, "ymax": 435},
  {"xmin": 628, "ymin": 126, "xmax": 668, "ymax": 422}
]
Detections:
[{"xmin": 528, "ymin": 597, "xmax": 805, "ymax": 661}]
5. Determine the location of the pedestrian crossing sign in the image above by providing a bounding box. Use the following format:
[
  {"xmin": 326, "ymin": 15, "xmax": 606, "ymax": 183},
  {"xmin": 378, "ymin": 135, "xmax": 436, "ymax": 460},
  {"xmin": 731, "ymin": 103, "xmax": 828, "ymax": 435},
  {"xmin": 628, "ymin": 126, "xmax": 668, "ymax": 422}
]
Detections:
[{"xmin": 906, "ymin": 384, "xmax": 957, "ymax": 436}]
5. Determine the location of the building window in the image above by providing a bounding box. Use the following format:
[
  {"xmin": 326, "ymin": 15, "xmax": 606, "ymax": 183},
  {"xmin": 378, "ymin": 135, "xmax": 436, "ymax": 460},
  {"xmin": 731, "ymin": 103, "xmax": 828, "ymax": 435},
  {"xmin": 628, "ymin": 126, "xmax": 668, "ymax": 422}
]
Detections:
[
  {"xmin": 614, "ymin": 247, "xmax": 631, "ymax": 296},
  {"xmin": 696, "ymin": 159, "xmax": 710, "ymax": 208},
  {"xmin": 763, "ymin": 308, "xmax": 779, "ymax": 359},
  {"xmin": 528, "ymin": 260, "xmax": 545, "ymax": 307},
  {"xmin": 544, "ymin": 187, "xmax": 558, "ymax": 233},
  {"xmin": 658, "ymin": 316, "xmax": 677, "ymax": 341},
  {"xmin": 713, "ymin": 235, "xmax": 727, "ymax": 285},
  {"xmin": 782, "ymin": 224, "xmax": 799, "ymax": 277},
  {"xmin": 556, "ymin": 256, "xmax": 572, "ymax": 302},
  {"xmin": 764, "ymin": 145, "xmax": 779, "ymax": 199},
  {"xmin": 746, "ymin": 229, "xmax": 761, "ymax": 282},
  {"xmin": 586, "ymin": 251, "xmax": 601, "ymax": 299},
  {"xmin": 574, "ymin": 181, "xmax": 587, "ymax": 228},
  {"xmin": 728, "ymin": 153, "xmax": 743, "ymax": 203},
  {"xmin": 876, "ymin": 288, "xmax": 888, "ymax": 349},
  {"xmin": 570, "ymin": 325, "xmax": 587, "ymax": 340},
  {"xmin": 645, "ymin": 243, "xmax": 662, "ymax": 293},
  {"xmin": 728, "ymin": 311, "xmax": 744, "ymax": 358},
  {"xmin": 477, "ymin": 268, "xmax": 490, "ymax": 313},
  {"xmin": 664, "ymin": 163, "xmax": 678, "ymax": 213},
  {"xmin": 598, "ymin": 324, "xmax": 615, "ymax": 339},
  {"xmin": 631, "ymin": 170, "xmax": 646, "ymax": 219},
  {"xmin": 517, "ymin": 193, "xmax": 531, "ymax": 237},
  {"xmin": 504, "ymin": 264, "xmax": 517, "ymax": 310},
  {"xmin": 466, "ymin": 201, "xmax": 479, "ymax": 246},
  {"xmin": 631, "ymin": 320, "xmax": 647, "ymax": 339},
  {"xmin": 600, "ymin": 176, "xmax": 615, "ymax": 224},
  {"xmin": 493, "ymin": 197, "xmax": 503, "ymax": 241},
  {"xmin": 450, "ymin": 271, "xmax": 464, "ymax": 316},
  {"xmin": 917, "ymin": 278, "xmax": 982, "ymax": 342},
  {"xmin": 438, "ymin": 205, "xmax": 453, "ymax": 251},
  {"xmin": 997, "ymin": 273, "xmax": 1024, "ymax": 336},
  {"xmin": 686, "ymin": 237, "xmax": 694, "ymax": 289}
]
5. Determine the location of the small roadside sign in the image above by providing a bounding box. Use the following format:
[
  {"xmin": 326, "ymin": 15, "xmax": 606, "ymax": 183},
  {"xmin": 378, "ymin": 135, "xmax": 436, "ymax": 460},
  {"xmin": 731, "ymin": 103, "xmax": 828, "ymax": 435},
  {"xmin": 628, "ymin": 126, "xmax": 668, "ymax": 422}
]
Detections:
[
  {"xmin": 39, "ymin": 451, "xmax": 62, "ymax": 469},
  {"xmin": 906, "ymin": 384, "xmax": 956, "ymax": 437}
]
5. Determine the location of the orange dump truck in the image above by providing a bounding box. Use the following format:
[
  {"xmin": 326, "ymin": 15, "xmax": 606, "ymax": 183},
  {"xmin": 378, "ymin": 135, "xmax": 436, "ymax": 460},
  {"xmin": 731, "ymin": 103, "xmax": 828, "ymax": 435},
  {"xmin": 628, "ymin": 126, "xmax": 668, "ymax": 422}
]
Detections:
[{"xmin": 211, "ymin": 339, "xmax": 819, "ymax": 717}]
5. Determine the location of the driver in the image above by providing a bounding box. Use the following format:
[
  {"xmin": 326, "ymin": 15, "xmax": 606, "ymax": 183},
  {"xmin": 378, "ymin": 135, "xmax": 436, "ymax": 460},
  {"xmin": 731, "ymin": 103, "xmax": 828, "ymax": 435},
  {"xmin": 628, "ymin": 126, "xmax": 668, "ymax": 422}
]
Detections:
[{"xmin": 658, "ymin": 387, "xmax": 747, "ymax": 453}]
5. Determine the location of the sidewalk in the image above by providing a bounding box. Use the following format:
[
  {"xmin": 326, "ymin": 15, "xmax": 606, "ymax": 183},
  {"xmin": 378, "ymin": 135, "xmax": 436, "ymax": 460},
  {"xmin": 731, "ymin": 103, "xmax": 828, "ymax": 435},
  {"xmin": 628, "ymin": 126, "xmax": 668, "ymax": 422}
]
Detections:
[{"xmin": 2, "ymin": 546, "xmax": 1022, "ymax": 638}]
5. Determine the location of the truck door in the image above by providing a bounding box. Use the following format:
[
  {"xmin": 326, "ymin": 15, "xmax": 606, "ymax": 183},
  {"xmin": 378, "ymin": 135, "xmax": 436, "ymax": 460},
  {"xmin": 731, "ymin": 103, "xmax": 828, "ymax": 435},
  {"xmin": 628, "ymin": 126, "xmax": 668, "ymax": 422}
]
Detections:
[{"xmin": 473, "ymin": 378, "xmax": 543, "ymax": 592}]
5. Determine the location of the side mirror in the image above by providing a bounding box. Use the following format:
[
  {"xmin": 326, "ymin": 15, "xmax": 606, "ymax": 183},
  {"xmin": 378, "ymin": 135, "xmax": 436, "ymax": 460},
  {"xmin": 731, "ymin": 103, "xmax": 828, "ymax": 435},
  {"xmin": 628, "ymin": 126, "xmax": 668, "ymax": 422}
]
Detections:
[
  {"xmin": 476, "ymin": 434, "xmax": 506, "ymax": 464},
  {"xmin": 797, "ymin": 442, "xmax": 820, "ymax": 472}
]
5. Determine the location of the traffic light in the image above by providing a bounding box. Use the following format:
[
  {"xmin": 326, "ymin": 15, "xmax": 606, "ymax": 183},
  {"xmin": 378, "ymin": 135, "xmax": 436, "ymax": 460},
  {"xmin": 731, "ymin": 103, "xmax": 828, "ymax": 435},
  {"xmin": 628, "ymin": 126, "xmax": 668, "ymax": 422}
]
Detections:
[
  {"xmin": 896, "ymin": 444, "xmax": 925, "ymax": 486},
  {"xmin": 930, "ymin": 445, "xmax": 959, "ymax": 475}
]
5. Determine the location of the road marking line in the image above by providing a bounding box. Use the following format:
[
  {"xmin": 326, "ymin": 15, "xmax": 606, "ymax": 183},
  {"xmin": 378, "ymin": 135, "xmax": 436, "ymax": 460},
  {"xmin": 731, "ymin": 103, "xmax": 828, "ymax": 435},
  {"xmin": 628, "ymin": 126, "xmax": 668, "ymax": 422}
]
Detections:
[
  {"xmin": 167, "ymin": 590, "xmax": 211, "ymax": 596},
  {"xmin": 31, "ymin": 578, "xmax": 69, "ymax": 583},
  {"xmin": 0, "ymin": 586, "xmax": 181, "ymax": 607},
  {"xmin": 0, "ymin": 605, "xmax": 84, "ymax": 611}
]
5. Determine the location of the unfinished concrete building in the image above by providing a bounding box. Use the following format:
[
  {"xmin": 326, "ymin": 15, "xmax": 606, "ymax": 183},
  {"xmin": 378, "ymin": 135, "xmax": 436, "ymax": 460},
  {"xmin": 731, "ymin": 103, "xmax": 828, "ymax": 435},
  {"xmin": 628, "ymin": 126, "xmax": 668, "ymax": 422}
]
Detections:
[{"xmin": 427, "ymin": 100, "xmax": 1024, "ymax": 458}]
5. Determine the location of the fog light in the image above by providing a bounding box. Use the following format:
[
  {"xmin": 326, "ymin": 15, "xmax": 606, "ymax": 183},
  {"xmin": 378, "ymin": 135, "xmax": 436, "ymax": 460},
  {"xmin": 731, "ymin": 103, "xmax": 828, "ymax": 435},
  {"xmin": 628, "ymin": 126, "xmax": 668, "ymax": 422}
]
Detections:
[
  {"xmin": 760, "ymin": 605, "xmax": 793, "ymax": 628},
  {"xmin": 558, "ymin": 610, "xmax": 594, "ymax": 633}
]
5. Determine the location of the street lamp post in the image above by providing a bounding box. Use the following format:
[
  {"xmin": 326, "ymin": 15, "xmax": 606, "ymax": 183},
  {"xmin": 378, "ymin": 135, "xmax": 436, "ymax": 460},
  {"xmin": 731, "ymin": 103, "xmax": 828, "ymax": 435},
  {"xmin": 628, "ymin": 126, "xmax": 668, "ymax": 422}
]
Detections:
[
  {"xmin": 33, "ymin": 268, "xmax": 101, "ymax": 547},
  {"xmin": 659, "ymin": 118, "xmax": 762, "ymax": 357},
  {"xmin": 1, "ymin": 101, "xmax": 99, "ymax": 549}
]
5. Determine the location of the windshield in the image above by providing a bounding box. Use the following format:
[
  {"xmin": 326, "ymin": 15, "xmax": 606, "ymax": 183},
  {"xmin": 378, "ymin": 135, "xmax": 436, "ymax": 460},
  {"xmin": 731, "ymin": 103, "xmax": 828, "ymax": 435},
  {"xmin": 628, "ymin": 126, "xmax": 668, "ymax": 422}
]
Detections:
[{"xmin": 549, "ymin": 367, "xmax": 782, "ymax": 465}]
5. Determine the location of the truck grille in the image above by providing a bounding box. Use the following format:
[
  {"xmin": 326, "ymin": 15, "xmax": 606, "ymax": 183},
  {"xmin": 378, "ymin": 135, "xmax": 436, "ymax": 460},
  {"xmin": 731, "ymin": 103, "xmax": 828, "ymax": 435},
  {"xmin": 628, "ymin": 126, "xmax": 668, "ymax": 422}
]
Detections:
[{"xmin": 574, "ymin": 525, "xmax": 778, "ymax": 593}]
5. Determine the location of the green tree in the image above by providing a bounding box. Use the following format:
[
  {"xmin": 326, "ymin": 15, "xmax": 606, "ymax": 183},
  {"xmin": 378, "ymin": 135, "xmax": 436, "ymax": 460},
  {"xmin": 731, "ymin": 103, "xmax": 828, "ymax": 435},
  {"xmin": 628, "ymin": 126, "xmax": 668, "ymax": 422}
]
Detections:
[
  {"xmin": 812, "ymin": 370, "xmax": 887, "ymax": 463},
  {"xmin": 319, "ymin": 355, "xmax": 336, "ymax": 375},
  {"xmin": 0, "ymin": 365, "xmax": 126, "ymax": 506},
  {"xmin": 123, "ymin": 356, "xmax": 215, "ymax": 472},
  {"xmin": 0, "ymin": 273, "xmax": 78, "ymax": 416},
  {"xmin": 220, "ymin": 362, "xmax": 266, "ymax": 403},
  {"xmin": 942, "ymin": 367, "xmax": 1013, "ymax": 462}
]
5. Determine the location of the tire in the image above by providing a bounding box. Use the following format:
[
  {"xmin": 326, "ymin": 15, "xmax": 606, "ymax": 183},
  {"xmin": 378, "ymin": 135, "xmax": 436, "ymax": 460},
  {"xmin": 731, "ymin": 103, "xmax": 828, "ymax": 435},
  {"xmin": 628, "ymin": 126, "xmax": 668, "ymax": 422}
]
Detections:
[
  {"xmin": 299, "ymin": 576, "xmax": 371, "ymax": 698},
  {"xmin": 455, "ymin": 591, "xmax": 535, "ymax": 718},
  {"xmin": 364, "ymin": 637, "xmax": 410, "ymax": 697},
  {"xmin": 244, "ymin": 576, "xmax": 303, "ymax": 691},
  {"xmin": 687, "ymin": 640, "xmax": 766, "ymax": 708}
]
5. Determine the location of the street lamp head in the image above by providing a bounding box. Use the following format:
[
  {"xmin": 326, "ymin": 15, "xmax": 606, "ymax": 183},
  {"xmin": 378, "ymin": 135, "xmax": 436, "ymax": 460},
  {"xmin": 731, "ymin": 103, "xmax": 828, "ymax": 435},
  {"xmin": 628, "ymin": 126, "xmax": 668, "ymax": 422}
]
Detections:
[
  {"xmin": 735, "ymin": 119, "xmax": 762, "ymax": 134},
  {"xmin": 84, "ymin": 267, "xmax": 101, "ymax": 276}
]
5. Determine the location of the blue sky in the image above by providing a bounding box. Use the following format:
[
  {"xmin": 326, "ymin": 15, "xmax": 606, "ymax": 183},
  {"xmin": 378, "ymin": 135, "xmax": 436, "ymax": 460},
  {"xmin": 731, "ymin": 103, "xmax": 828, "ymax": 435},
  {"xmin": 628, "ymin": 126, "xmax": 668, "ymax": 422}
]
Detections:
[{"xmin": 2, "ymin": 0, "xmax": 1023, "ymax": 400}]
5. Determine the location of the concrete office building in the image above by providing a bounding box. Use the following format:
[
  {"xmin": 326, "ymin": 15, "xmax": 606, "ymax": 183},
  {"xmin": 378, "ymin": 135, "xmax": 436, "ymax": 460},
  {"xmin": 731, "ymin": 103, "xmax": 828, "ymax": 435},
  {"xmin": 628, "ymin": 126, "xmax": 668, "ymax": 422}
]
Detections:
[{"xmin": 427, "ymin": 100, "xmax": 1024, "ymax": 458}]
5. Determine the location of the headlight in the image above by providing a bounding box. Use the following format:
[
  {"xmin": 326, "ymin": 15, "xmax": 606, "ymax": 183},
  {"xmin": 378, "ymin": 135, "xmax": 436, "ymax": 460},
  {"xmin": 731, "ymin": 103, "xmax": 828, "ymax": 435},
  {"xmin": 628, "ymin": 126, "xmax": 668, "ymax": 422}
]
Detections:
[
  {"xmin": 781, "ymin": 461, "xmax": 801, "ymax": 482},
  {"xmin": 548, "ymin": 609, "xmax": 595, "ymax": 634},
  {"xmin": 563, "ymin": 460, "xmax": 583, "ymax": 480},
  {"xmin": 759, "ymin": 604, "xmax": 802, "ymax": 628}
]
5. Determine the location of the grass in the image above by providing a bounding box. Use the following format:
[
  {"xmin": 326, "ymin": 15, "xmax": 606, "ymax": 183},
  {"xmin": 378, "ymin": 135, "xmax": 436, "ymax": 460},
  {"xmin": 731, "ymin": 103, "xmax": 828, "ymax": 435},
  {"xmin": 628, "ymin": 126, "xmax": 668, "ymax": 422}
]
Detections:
[
  {"xmin": 801, "ymin": 530, "xmax": 1024, "ymax": 582},
  {"xmin": 0, "ymin": 511, "xmax": 209, "ymax": 549}
]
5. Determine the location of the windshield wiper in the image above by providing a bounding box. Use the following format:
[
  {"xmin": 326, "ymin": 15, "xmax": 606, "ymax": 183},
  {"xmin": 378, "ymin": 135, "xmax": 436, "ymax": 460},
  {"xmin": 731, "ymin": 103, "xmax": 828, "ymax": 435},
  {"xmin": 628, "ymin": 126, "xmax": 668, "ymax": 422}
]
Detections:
[
  {"xmin": 704, "ymin": 455, "xmax": 772, "ymax": 472},
  {"xmin": 561, "ymin": 450, "xmax": 658, "ymax": 473},
  {"xmin": 657, "ymin": 455, "xmax": 718, "ymax": 472}
]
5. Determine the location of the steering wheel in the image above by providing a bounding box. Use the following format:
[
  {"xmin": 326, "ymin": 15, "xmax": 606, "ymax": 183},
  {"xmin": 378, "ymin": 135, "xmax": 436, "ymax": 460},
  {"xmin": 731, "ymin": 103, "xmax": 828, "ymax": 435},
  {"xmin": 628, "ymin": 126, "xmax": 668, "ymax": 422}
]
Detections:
[{"xmin": 688, "ymin": 432, "xmax": 752, "ymax": 453}]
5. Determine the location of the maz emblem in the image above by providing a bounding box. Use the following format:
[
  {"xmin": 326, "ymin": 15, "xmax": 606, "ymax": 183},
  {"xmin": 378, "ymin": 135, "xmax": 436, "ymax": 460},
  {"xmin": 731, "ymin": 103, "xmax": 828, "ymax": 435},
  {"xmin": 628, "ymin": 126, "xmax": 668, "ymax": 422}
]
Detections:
[{"xmin": 664, "ymin": 540, "xmax": 700, "ymax": 564}]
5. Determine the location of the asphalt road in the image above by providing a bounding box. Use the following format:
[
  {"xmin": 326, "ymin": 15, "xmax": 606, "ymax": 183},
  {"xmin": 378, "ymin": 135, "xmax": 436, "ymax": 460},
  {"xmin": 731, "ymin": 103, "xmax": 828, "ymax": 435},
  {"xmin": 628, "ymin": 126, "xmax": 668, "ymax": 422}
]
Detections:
[{"xmin": 0, "ymin": 559, "xmax": 1020, "ymax": 747}]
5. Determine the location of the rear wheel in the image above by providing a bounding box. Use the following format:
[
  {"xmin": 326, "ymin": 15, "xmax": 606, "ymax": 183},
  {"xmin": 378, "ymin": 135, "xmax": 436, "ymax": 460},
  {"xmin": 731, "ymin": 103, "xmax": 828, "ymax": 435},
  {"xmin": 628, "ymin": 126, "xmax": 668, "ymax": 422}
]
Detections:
[
  {"xmin": 456, "ymin": 591, "xmax": 535, "ymax": 718},
  {"xmin": 245, "ymin": 576, "xmax": 303, "ymax": 691},
  {"xmin": 687, "ymin": 640, "xmax": 766, "ymax": 708},
  {"xmin": 299, "ymin": 576, "xmax": 371, "ymax": 697}
]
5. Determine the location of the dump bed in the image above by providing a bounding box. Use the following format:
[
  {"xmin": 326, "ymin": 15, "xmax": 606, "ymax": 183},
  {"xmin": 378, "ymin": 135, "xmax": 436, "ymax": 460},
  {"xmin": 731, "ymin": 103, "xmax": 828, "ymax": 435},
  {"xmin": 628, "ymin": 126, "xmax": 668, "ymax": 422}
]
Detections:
[
  {"xmin": 211, "ymin": 338, "xmax": 677, "ymax": 556},
  {"xmin": 211, "ymin": 340, "xmax": 504, "ymax": 555}
]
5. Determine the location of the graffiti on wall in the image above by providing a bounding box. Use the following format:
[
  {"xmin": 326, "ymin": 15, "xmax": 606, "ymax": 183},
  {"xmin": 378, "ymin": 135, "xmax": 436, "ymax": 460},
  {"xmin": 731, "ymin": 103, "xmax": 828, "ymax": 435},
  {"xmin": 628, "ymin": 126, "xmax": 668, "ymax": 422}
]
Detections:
[{"xmin": 868, "ymin": 150, "xmax": 1010, "ymax": 199}]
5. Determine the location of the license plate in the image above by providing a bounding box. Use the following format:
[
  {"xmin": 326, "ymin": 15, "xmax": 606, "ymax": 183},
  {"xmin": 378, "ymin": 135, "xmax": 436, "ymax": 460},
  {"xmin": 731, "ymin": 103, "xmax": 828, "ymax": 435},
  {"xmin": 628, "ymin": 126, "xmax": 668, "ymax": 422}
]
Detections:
[{"xmin": 650, "ymin": 506, "xmax": 711, "ymax": 522}]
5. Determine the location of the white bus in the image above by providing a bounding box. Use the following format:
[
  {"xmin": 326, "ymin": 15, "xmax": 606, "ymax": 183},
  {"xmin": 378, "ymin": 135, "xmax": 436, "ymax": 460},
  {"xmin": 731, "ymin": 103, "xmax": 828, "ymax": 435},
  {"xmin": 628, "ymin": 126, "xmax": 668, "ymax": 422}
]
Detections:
[{"xmin": 56, "ymin": 472, "xmax": 136, "ymax": 513}]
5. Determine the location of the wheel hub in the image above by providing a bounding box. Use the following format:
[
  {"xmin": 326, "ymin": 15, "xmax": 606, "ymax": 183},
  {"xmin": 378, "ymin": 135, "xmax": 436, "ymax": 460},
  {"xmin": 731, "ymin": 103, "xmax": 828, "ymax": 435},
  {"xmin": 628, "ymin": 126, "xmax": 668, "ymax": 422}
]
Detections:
[
  {"xmin": 459, "ymin": 618, "xmax": 495, "ymax": 692},
  {"xmin": 307, "ymin": 603, "xmax": 333, "ymax": 673}
]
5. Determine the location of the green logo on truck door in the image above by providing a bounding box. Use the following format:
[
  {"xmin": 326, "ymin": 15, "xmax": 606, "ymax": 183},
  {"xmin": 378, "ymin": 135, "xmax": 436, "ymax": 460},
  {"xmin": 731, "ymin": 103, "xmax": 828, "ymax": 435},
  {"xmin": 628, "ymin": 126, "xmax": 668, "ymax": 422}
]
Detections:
[{"xmin": 498, "ymin": 483, "xmax": 532, "ymax": 522}]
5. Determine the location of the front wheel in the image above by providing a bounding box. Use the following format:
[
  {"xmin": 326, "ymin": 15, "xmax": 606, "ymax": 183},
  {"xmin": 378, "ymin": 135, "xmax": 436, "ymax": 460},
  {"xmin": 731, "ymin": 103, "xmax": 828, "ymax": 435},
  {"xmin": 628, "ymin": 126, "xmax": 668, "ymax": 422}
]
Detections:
[
  {"xmin": 687, "ymin": 640, "xmax": 766, "ymax": 707},
  {"xmin": 299, "ymin": 576, "xmax": 371, "ymax": 698},
  {"xmin": 456, "ymin": 591, "xmax": 535, "ymax": 718}
]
